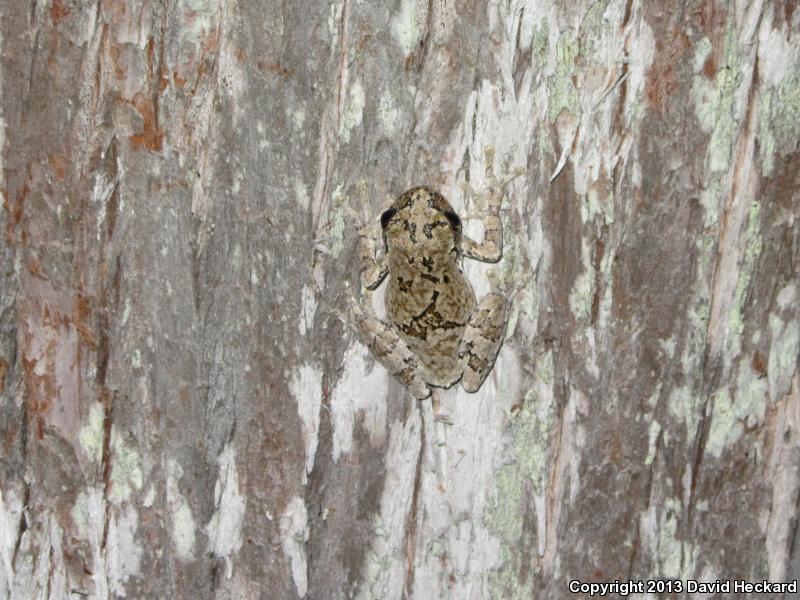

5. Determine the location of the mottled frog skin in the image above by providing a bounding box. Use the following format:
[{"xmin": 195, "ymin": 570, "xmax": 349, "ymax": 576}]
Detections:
[{"xmin": 345, "ymin": 180, "xmax": 512, "ymax": 400}]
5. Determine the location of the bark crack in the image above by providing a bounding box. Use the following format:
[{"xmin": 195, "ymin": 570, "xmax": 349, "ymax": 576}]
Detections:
[
  {"xmin": 311, "ymin": 0, "xmax": 351, "ymax": 257},
  {"xmin": 11, "ymin": 484, "xmax": 30, "ymax": 570},
  {"xmin": 100, "ymin": 390, "xmax": 115, "ymax": 551},
  {"xmin": 691, "ymin": 32, "xmax": 762, "ymax": 528},
  {"xmin": 627, "ymin": 425, "xmax": 662, "ymax": 579},
  {"xmin": 403, "ymin": 411, "xmax": 425, "ymax": 597}
]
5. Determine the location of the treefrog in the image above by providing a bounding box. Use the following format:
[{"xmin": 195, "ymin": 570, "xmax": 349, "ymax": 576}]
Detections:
[{"xmin": 344, "ymin": 165, "xmax": 517, "ymax": 399}]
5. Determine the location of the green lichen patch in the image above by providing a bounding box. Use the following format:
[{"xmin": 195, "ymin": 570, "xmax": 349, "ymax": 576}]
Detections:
[
  {"xmin": 708, "ymin": 13, "xmax": 743, "ymax": 173},
  {"xmin": 705, "ymin": 389, "xmax": 738, "ymax": 458},
  {"xmin": 691, "ymin": 13, "xmax": 743, "ymax": 174},
  {"xmin": 706, "ymin": 360, "xmax": 768, "ymax": 458},
  {"xmin": 580, "ymin": 0, "xmax": 612, "ymax": 55},
  {"xmin": 547, "ymin": 33, "xmax": 581, "ymax": 123},
  {"xmin": 485, "ymin": 385, "xmax": 554, "ymax": 598},
  {"xmin": 653, "ymin": 498, "xmax": 698, "ymax": 579},
  {"xmin": 772, "ymin": 75, "xmax": 800, "ymax": 147},
  {"xmin": 758, "ymin": 76, "xmax": 800, "ymax": 175},
  {"xmin": 726, "ymin": 201, "xmax": 763, "ymax": 349},
  {"xmin": 531, "ymin": 20, "xmax": 550, "ymax": 70}
]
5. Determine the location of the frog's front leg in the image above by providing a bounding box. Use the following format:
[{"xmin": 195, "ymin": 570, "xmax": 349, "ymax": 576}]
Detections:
[
  {"xmin": 344, "ymin": 287, "xmax": 432, "ymax": 400},
  {"xmin": 460, "ymin": 147, "xmax": 524, "ymax": 263},
  {"xmin": 460, "ymin": 181, "xmax": 503, "ymax": 263},
  {"xmin": 458, "ymin": 279, "xmax": 510, "ymax": 393},
  {"xmin": 349, "ymin": 184, "xmax": 389, "ymax": 289},
  {"xmin": 357, "ymin": 223, "xmax": 388, "ymax": 289}
]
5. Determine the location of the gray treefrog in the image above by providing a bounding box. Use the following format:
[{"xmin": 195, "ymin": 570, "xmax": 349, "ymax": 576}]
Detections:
[{"xmin": 344, "ymin": 167, "xmax": 517, "ymax": 399}]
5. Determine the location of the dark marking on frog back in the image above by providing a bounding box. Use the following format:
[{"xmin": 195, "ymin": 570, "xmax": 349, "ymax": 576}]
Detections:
[
  {"xmin": 404, "ymin": 220, "xmax": 417, "ymax": 243},
  {"xmin": 397, "ymin": 276, "xmax": 413, "ymax": 292},
  {"xmin": 400, "ymin": 290, "xmax": 465, "ymax": 340},
  {"xmin": 423, "ymin": 220, "xmax": 449, "ymax": 239}
]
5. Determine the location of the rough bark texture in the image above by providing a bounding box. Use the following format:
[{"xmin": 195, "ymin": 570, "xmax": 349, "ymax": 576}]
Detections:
[{"xmin": 2, "ymin": 0, "xmax": 799, "ymax": 598}]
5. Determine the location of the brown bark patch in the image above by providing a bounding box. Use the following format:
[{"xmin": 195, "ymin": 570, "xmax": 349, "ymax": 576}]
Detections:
[
  {"xmin": 0, "ymin": 358, "xmax": 7, "ymax": 392},
  {"xmin": 74, "ymin": 295, "xmax": 97, "ymax": 349},
  {"xmin": 27, "ymin": 259, "xmax": 49, "ymax": 281},
  {"xmin": 256, "ymin": 62, "xmax": 293, "ymax": 78},
  {"xmin": 5, "ymin": 184, "xmax": 29, "ymax": 245},
  {"xmin": 129, "ymin": 93, "xmax": 164, "ymax": 152},
  {"xmin": 644, "ymin": 27, "xmax": 690, "ymax": 113},
  {"xmin": 48, "ymin": 154, "xmax": 67, "ymax": 181},
  {"xmin": 173, "ymin": 70, "xmax": 187, "ymax": 89},
  {"xmin": 702, "ymin": 53, "xmax": 716, "ymax": 79},
  {"xmin": 50, "ymin": 0, "xmax": 71, "ymax": 25},
  {"xmin": 692, "ymin": 0, "xmax": 725, "ymax": 38},
  {"xmin": 109, "ymin": 43, "xmax": 125, "ymax": 80},
  {"xmin": 19, "ymin": 277, "xmax": 84, "ymax": 441},
  {"xmin": 752, "ymin": 351, "xmax": 767, "ymax": 378}
]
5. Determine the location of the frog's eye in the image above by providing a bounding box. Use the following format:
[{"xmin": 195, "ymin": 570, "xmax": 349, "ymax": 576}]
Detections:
[
  {"xmin": 380, "ymin": 208, "xmax": 398, "ymax": 229},
  {"xmin": 443, "ymin": 210, "xmax": 461, "ymax": 229}
]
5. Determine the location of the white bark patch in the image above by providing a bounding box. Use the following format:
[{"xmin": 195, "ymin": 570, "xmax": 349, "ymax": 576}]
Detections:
[
  {"xmin": 765, "ymin": 375, "xmax": 800, "ymax": 581},
  {"xmin": 205, "ymin": 443, "xmax": 246, "ymax": 576},
  {"xmin": 106, "ymin": 505, "xmax": 144, "ymax": 596},
  {"xmin": 0, "ymin": 20, "xmax": 4, "ymax": 180},
  {"xmin": 768, "ymin": 284, "xmax": 799, "ymax": 403},
  {"xmin": 0, "ymin": 489, "xmax": 23, "ymax": 597},
  {"xmin": 645, "ymin": 421, "xmax": 661, "ymax": 466},
  {"xmin": 357, "ymin": 413, "xmax": 423, "ymax": 599},
  {"xmin": 109, "ymin": 428, "xmax": 144, "ymax": 504},
  {"xmin": 290, "ymin": 364, "xmax": 324, "ymax": 482},
  {"xmin": 378, "ymin": 90, "xmax": 401, "ymax": 137},
  {"xmin": 391, "ymin": 0, "xmax": 421, "ymax": 57},
  {"xmin": 299, "ymin": 284, "xmax": 318, "ymax": 337},
  {"xmin": 70, "ymin": 487, "xmax": 109, "ymax": 598},
  {"xmin": 37, "ymin": 514, "xmax": 69, "ymax": 599},
  {"xmin": 640, "ymin": 497, "xmax": 698, "ymax": 581},
  {"xmin": 280, "ymin": 497, "xmax": 309, "ymax": 598},
  {"xmin": 338, "ymin": 79, "xmax": 365, "ymax": 143},
  {"xmin": 623, "ymin": 17, "xmax": 656, "ymax": 122},
  {"xmin": 79, "ymin": 401, "xmax": 105, "ymax": 464},
  {"xmin": 330, "ymin": 345, "xmax": 388, "ymax": 462},
  {"xmin": 216, "ymin": 3, "xmax": 247, "ymax": 118},
  {"xmin": 757, "ymin": 10, "xmax": 798, "ymax": 88},
  {"xmin": 568, "ymin": 238, "xmax": 594, "ymax": 321},
  {"xmin": 294, "ymin": 178, "xmax": 310, "ymax": 212},
  {"xmin": 167, "ymin": 461, "xmax": 197, "ymax": 561}
]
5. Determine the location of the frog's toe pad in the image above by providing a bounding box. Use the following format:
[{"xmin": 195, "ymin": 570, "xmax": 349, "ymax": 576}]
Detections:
[{"xmin": 461, "ymin": 371, "xmax": 482, "ymax": 393}]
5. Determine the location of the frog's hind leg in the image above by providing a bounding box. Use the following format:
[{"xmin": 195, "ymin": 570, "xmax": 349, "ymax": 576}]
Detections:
[
  {"xmin": 458, "ymin": 290, "xmax": 509, "ymax": 393},
  {"xmin": 345, "ymin": 291, "xmax": 432, "ymax": 400}
]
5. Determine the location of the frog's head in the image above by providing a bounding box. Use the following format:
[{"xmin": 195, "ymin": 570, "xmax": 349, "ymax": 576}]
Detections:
[{"xmin": 381, "ymin": 186, "xmax": 461, "ymax": 260}]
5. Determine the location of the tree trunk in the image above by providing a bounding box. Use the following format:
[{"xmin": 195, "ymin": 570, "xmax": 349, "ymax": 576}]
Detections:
[{"xmin": 2, "ymin": 0, "xmax": 798, "ymax": 598}]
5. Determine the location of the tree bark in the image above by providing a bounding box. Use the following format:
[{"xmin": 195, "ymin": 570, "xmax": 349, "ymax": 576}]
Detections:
[{"xmin": 1, "ymin": 0, "xmax": 798, "ymax": 598}]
